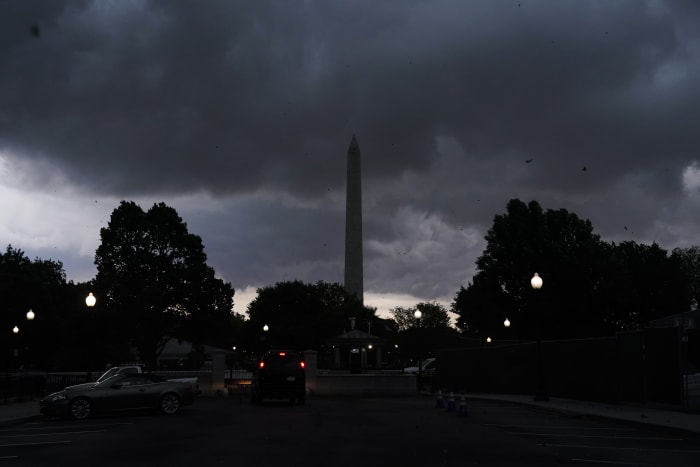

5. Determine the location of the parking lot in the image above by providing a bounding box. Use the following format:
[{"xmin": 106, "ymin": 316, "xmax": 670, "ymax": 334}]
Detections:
[{"xmin": 1, "ymin": 395, "xmax": 699, "ymax": 466}]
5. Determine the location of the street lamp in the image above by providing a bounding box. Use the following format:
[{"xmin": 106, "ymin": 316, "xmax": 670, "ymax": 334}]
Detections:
[
  {"xmin": 24, "ymin": 309, "xmax": 36, "ymax": 368},
  {"xmin": 531, "ymin": 272, "xmax": 548, "ymax": 401},
  {"xmin": 11, "ymin": 325, "xmax": 20, "ymax": 369},
  {"xmin": 503, "ymin": 318, "xmax": 511, "ymax": 328},
  {"xmin": 414, "ymin": 309, "xmax": 423, "ymax": 390},
  {"xmin": 261, "ymin": 324, "xmax": 270, "ymax": 352},
  {"xmin": 85, "ymin": 293, "xmax": 97, "ymax": 380}
]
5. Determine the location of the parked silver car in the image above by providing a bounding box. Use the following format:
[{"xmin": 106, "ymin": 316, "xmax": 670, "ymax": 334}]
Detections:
[
  {"xmin": 403, "ymin": 357, "xmax": 437, "ymax": 376},
  {"xmin": 40, "ymin": 373, "xmax": 197, "ymax": 419}
]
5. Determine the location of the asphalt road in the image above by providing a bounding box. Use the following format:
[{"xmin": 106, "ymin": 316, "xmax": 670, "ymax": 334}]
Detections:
[{"xmin": 1, "ymin": 395, "xmax": 699, "ymax": 466}]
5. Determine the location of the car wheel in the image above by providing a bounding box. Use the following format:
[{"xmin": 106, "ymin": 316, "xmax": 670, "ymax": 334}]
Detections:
[
  {"xmin": 159, "ymin": 393, "xmax": 181, "ymax": 415},
  {"xmin": 70, "ymin": 397, "xmax": 92, "ymax": 420}
]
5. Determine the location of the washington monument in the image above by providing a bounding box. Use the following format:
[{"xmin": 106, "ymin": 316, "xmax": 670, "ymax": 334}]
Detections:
[{"xmin": 344, "ymin": 135, "xmax": 363, "ymax": 303}]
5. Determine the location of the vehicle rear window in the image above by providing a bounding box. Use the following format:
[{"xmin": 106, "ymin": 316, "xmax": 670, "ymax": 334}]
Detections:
[{"xmin": 261, "ymin": 353, "xmax": 304, "ymax": 371}]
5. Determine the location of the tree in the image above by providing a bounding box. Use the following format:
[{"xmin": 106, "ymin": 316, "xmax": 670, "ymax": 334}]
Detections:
[
  {"xmin": 94, "ymin": 201, "xmax": 235, "ymax": 367},
  {"xmin": 596, "ymin": 241, "xmax": 689, "ymax": 331},
  {"xmin": 0, "ymin": 245, "xmax": 74, "ymax": 370},
  {"xmin": 391, "ymin": 302, "xmax": 457, "ymax": 362},
  {"xmin": 390, "ymin": 302, "xmax": 451, "ymax": 332},
  {"xmin": 453, "ymin": 199, "xmax": 692, "ymax": 339},
  {"xmin": 671, "ymin": 246, "xmax": 700, "ymax": 309},
  {"xmin": 454, "ymin": 199, "xmax": 606, "ymax": 339},
  {"xmin": 244, "ymin": 280, "xmax": 378, "ymax": 351}
]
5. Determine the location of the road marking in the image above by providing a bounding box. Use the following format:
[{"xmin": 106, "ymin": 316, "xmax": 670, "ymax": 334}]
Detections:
[
  {"xmin": 0, "ymin": 422, "xmax": 132, "ymax": 433},
  {"xmin": 0, "ymin": 440, "xmax": 72, "ymax": 448},
  {"xmin": 485, "ymin": 424, "xmax": 637, "ymax": 431},
  {"xmin": 510, "ymin": 432, "xmax": 683, "ymax": 441},
  {"xmin": 0, "ymin": 429, "xmax": 108, "ymax": 439},
  {"xmin": 571, "ymin": 458, "xmax": 672, "ymax": 466},
  {"xmin": 541, "ymin": 443, "xmax": 700, "ymax": 453}
]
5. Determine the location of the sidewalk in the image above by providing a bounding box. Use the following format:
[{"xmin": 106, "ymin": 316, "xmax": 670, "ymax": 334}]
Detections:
[
  {"xmin": 463, "ymin": 393, "xmax": 700, "ymax": 435},
  {"xmin": 0, "ymin": 400, "xmax": 41, "ymax": 427},
  {"xmin": 2, "ymin": 394, "xmax": 699, "ymax": 435}
]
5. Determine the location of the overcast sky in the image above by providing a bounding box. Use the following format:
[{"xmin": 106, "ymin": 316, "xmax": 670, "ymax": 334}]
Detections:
[{"xmin": 1, "ymin": 1, "xmax": 699, "ymax": 318}]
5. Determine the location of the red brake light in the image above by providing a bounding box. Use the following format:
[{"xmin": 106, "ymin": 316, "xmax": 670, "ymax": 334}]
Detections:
[
  {"xmin": 279, "ymin": 352, "xmax": 286, "ymax": 356},
  {"xmin": 300, "ymin": 361, "xmax": 305, "ymax": 369},
  {"xmin": 259, "ymin": 361, "xmax": 265, "ymax": 369}
]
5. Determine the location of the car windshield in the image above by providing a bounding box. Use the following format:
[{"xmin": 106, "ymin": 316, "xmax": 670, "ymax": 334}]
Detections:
[
  {"xmin": 96, "ymin": 367, "xmax": 120, "ymax": 382},
  {"xmin": 94, "ymin": 374, "xmax": 126, "ymax": 388},
  {"xmin": 262, "ymin": 354, "xmax": 303, "ymax": 372}
]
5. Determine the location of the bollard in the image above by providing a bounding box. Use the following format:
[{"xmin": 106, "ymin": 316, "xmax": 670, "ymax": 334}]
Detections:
[
  {"xmin": 435, "ymin": 390, "xmax": 444, "ymax": 408},
  {"xmin": 457, "ymin": 393, "xmax": 468, "ymax": 417},
  {"xmin": 447, "ymin": 391, "xmax": 456, "ymax": 412}
]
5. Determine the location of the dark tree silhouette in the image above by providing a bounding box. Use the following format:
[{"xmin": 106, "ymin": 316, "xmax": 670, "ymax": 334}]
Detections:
[
  {"xmin": 244, "ymin": 280, "xmax": 378, "ymax": 352},
  {"xmin": 94, "ymin": 201, "xmax": 235, "ymax": 367},
  {"xmin": 0, "ymin": 245, "xmax": 78, "ymax": 370},
  {"xmin": 453, "ymin": 199, "xmax": 689, "ymax": 340}
]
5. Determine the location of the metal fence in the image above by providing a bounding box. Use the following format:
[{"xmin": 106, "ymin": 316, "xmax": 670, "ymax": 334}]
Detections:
[
  {"xmin": 1, "ymin": 373, "xmax": 48, "ymax": 402},
  {"xmin": 683, "ymin": 374, "xmax": 700, "ymax": 411}
]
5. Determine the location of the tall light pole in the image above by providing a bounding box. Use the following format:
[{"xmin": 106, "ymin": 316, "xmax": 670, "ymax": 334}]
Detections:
[
  {"xmin": 262, "ymin": 324, "xmax": 270, "ymax": 353},
  {"xmin": 531, "ymin": 272, "xmax": 548, "ymax": 401},
  {"xmin": 414, "ymin": 309, "xmax": 423, "ymax": 390},
  {"xmin": 86, "ymin": 293, "xmax": 96, "ymax": 380},
  {"xmin": 25, "ymin": 309, "xmax": 35, "ymax": 369},
  {"xmin": 11, "ymin": 325, "xmax": 19, "ymax": 369}
]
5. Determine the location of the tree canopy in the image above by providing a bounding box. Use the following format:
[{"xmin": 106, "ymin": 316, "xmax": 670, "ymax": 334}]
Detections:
[
  {"xmin": 94, "ymin": 201, "xmax": 236, "ymax": 366},
  {"xmin": 391, "ymin": 302, "xmax": 451, "ymax": 332},
  {"xmin": 244, "ymin": 280, "xmax": 379, "ymax": 351},
  {"xmin": 390, "ymin": 301, "xmax": 458, "ymax": 362},
  {"xmin": 0, "ymin": 245, "xmax": 87, "ymax": 371},
  {"xmin": 453, "ymin": 199, "xmax": 691, "ymax": 340}
]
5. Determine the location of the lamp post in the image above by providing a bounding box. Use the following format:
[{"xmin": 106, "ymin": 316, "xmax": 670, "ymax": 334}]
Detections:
[
  {"xmin": 86, "ymin": 293, "xmax": 96, "ymax": 380},
  {"xmin": 530, "ymin": 272, "xmax": 548, "ymax": 401},
  {"xmin": 414, "ymin": 309, "xmax": 423, "ymax": 390},
  {"xmin": 11, "ymin": 325, "xmax": 19, "ymax": 370},
  {"xmin": 10, "ymin": 309, "xmax": 36, "ymax": 370},
  {"xmin": 262, "ymin": 324, "xmax": 269, "ymax": 353},
  {"xmin": 25, "ymin": 309, "xmax": 35, "ymax": 368}
]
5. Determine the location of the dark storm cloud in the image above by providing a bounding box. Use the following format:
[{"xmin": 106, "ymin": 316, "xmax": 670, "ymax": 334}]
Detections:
[
  {"xmin": 1, "ymin": 0, "xmax": 699, "ymax": 304},
  {"xmin": 2, "ymin": 0, "xmax": 694, "ymax": 198}
]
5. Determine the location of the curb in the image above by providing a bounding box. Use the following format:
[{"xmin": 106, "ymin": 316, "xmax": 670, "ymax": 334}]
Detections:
[{"xmin": 0, "ymin": 414, "xmax": 41, "ymax": 428}]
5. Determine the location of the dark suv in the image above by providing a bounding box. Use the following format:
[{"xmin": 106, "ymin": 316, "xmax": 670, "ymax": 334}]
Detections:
[{"xmin": 251, "ymin": 350, "xmax": 306, "ymax": 405}]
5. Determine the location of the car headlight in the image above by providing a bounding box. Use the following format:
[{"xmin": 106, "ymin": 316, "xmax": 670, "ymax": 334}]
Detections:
[{"xmin": 47, "ymin": 393, "xmax": 67, "ymax": 402}]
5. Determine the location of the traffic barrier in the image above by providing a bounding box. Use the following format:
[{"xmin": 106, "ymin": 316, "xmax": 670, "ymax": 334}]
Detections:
[
  {"xmin": 435, "ymin": 390, "xmax": 444, "ymax": 408},
  {"xmin": 447, "ymin": 391, "xmax": 456, "ymax": 412},
  {"xmin": 457, "ymin": 393, "xmax": 468, "ymax": 417}
]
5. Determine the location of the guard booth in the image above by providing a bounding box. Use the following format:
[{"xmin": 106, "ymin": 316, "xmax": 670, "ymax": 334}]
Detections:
[{"xmin": 326, "ymin": 322, "xmax": 385, "ymax": 373}]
